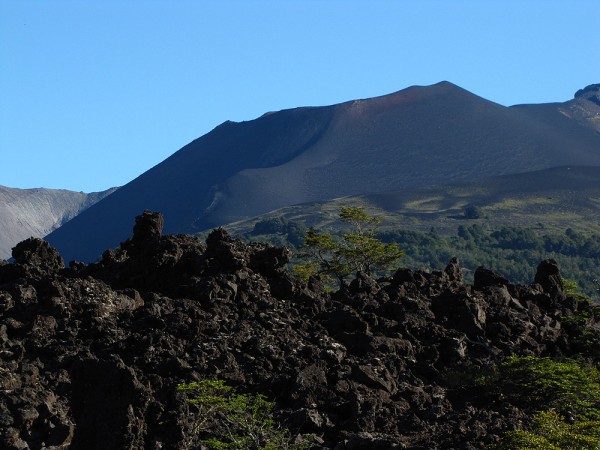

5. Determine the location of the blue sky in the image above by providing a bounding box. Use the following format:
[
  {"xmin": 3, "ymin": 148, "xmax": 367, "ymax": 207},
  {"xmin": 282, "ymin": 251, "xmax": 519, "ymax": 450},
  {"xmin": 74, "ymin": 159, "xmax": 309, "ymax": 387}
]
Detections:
[{"xmin": 1, "ymin": 1, "xmax": 599, "ymax": 192}]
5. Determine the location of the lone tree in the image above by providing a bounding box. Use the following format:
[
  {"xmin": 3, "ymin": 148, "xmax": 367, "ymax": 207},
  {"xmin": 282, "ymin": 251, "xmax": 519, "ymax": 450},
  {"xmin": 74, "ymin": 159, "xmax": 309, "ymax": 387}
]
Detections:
[
  {"xmin": 295, "ymin": 206, "xmax": 404, "ymax": 283},
  {"xmin": 463, "ymin": 205, "xmax": 482, "ymax": 219}
]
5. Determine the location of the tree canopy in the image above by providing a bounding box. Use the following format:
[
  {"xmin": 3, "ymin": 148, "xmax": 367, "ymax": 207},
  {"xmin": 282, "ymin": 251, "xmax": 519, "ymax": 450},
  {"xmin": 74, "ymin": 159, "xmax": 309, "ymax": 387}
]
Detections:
[{"xmin": 295, "ymin": 206, "xmax": 403, "ymax": 283}]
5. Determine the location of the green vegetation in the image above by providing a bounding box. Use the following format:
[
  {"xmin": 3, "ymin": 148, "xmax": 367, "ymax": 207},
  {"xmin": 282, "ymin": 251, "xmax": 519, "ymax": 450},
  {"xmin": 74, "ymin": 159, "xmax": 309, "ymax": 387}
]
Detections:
[
  {"xmin": 559, "ymin": 278, "xmax": 600, "ymax": 359},
  {"xmin": 377, "ymin": 225, "xmax": 600, "ymax": 298},
  {"xmin": 293, "ymin": 207, "xmax": 403, "ymax": 282},
  {"xmin": 463, "ymin": 204, "xmax": 482, "ymax": 219},
  {"xmin": 564, "ymin": 277, "xmax": 593, "ymax": 303},
  {"xmin": 563, "ymin": 311, "xmax": 600, "ymax": 361},
  {"xmin": 488, "ymin": 356, "xmax": 600, "ymax": 420},
  {"xmin": 244, "ymin": 213, "xmax": 600, "ymax": 297},
  {"xmin": 493, "ymin": 409, "xmax": 600, "ymax": 450},
  {"xmin": 483, "ymin": 356, "xmax": 600, "ymax": 449},
  {"xmin": 251, "ymin": 217, "xmax": 307, "ymax": 248},
  {"xmin": 221, "ymin": 179, "xmax": 600, "ymax": 297},
  {"xmin": 177, "ymin": 379, "xmax": 314, "ymax": 450}
]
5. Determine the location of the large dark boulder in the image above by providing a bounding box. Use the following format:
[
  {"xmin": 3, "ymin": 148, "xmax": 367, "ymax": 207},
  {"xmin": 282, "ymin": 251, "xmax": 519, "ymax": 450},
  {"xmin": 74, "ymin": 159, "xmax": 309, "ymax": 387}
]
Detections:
[
  {"xmin": 473, "ymin": 266, "xmax": 509, "ymax": 291},
  {"xmin": 11, "ymin": 238, "xmax": 64, "ymax": 277},
  {"xmin": 534, "ymin": 259, "xmax": 565, "ymax": 296},
  {"xmin": 122, "ymin": 210, "xmax": 164, "ymax": 256}
]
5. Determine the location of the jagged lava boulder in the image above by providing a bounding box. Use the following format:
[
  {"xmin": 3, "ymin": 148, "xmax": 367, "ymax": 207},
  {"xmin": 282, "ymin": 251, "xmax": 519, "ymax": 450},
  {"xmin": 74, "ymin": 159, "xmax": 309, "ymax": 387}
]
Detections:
[{"xmin": 0, "ymin": 212, "xmax": 598, "ymax": 449}]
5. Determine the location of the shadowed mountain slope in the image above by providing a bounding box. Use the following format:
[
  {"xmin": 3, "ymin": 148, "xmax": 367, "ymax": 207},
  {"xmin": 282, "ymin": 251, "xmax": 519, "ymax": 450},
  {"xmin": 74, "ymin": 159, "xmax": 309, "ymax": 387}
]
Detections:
[
  {"xmin": 366, "ymin": 165, "xmax": 600, "ymax": 230},
  {"xmin": 46, "ymin": 81, "xmax": 600, "ymax": 262},
  {"xmin": 0, "ymin": 186, "xmax": 117, "ymax": 259}
]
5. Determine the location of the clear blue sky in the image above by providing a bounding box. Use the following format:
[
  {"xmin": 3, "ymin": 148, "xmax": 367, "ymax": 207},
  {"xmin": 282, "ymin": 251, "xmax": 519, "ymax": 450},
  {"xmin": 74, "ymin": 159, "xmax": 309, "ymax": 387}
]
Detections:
[{"xmin": 1, "ymin": 1, "xmax": 599, "ymax": 192}]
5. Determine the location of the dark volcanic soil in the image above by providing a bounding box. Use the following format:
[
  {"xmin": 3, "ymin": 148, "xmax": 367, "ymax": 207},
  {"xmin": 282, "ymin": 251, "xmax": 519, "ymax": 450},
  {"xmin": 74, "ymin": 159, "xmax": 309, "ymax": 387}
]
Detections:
[{"xmin": 1, "ymin": 211, "xmax": 597, "ymax": 449}]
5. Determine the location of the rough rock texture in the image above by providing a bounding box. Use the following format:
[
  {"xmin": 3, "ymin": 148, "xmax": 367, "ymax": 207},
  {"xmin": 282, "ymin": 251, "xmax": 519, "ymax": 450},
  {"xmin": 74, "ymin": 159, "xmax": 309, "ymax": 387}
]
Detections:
[
  {"xmin": 1, "ymin": 212, "xmax": 598, "ymax": 449},
  {"xmin": 575, "ymin": 83, "xmax": 600, "ymax": 106}
]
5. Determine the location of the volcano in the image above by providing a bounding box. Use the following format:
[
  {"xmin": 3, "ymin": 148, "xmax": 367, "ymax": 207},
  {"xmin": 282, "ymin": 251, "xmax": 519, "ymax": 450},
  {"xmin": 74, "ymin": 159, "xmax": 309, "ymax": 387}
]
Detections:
[{"xmin": 45, "ymin": 81, "xmax": 600, "ymax": 262}]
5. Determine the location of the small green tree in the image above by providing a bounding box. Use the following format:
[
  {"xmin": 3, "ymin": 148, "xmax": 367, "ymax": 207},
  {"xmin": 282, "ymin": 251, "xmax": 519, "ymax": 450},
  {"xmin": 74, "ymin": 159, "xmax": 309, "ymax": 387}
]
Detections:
[
  {"xmin": 563, "ymin": 277, "xmax": 592, "ymax": 304},
  {"xmin": 177, "ymin": 379, "xmax": 315, "ymax": 450},
  {"xmin": 296, "ymin": 207, "xmax": 403, "ymax": 283},
  {"xmin": 463, "ymin": 205, "xmax": 482, "ymax": 219},
  {"xmin": 296, "ymin": 227, "xmax": 350, "ymax": 283}
]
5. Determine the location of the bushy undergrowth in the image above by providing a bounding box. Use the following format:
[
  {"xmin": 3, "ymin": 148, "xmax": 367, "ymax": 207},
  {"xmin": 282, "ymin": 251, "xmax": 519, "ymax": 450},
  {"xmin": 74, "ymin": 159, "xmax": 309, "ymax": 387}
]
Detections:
[
  {"xmin": 493, "ymin": 409, "xmax": 600, "ymax": 450},
  {"xmin": 484, "ymin": 356, "xmax": 600, "ymax": 449},
  {"xmin": 177, "ymin": 379, "xmax": 315, "ymax": 450},
  {"xmin": 488, "ymin": 356, "xmax": 600, "ymax": 420}
]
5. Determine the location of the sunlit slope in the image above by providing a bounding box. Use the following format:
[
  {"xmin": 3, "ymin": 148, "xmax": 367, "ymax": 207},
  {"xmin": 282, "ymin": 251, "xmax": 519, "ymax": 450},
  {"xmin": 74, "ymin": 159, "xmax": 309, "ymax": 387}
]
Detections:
[{"xmin": 0, "ymin": 186, "xmax": 117, "ymax": 259}]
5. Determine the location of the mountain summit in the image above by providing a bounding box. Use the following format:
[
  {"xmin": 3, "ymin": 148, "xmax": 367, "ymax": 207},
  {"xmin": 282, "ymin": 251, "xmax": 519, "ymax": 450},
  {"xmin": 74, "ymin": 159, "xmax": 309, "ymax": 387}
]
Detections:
[
  {"xmin": 575, "ymin": 83, "xmax": 600, "ymax": 105},
  {"xmin": 46, "ymin": 81, "xmax": 600, "ymax": 262}
]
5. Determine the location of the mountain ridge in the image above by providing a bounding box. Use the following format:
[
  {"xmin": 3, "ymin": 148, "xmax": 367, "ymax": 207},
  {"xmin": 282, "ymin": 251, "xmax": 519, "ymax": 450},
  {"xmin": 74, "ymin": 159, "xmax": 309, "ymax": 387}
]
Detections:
[
  {"xmin": 0, "ymin": 185, "xmax": 118, "ymax": 259},
  {"xmin": 45, "ymin": 81, "xmax": 600, "ymax": 262}
]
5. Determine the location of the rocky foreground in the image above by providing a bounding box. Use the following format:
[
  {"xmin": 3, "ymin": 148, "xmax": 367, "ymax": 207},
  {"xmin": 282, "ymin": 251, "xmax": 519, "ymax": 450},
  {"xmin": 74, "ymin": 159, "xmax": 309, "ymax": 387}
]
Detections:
[{"xmin": 1, "ymin": 211, "xmax": 598, "ymax": 449}]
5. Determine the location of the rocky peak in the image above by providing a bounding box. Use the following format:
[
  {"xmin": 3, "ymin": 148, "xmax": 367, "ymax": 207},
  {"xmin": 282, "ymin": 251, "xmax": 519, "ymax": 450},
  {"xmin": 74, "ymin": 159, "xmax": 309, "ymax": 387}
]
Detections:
[
  {"xmin": 574, "ymin": 83, "xmax": 600, "ymax": 106},
  {"xmin": 534, "ymin": 258, "xmax": 565, "ymax": 296},
  {"xmin": 473, "ymin": 266, "xmax": 509, "ymax": 291},
  {"xmin": 444, "ymin": 257, "xmax": 463, "ymax": 283},
  {"xmin": 121, "ymin": 210, "xmax": 164, "ymax": 256}
]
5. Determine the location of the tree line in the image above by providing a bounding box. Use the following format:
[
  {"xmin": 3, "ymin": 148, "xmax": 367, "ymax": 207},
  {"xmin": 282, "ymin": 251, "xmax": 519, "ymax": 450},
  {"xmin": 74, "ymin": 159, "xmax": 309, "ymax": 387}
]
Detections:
[{"xmin": 250, "ymin": 216, "xmax": 600, "ymax": 298}]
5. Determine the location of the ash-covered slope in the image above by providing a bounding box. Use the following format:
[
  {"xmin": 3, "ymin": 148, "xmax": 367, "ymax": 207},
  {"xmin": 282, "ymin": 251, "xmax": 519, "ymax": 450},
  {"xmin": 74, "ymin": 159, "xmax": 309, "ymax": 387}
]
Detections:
[
  {"xmin": 2, "ymin": 212, "xmax": 598, "ymax": 449},
  {"xmin": 0, "ymin": 185, "xmax": 117, "ymax": 259},
  {"xmin": 513, "ymin": 83, "xmax": 600, "ymax": 135},
  {"xmin": 46, "ymin": 82, "xmax": 600, "ymax": 262}
]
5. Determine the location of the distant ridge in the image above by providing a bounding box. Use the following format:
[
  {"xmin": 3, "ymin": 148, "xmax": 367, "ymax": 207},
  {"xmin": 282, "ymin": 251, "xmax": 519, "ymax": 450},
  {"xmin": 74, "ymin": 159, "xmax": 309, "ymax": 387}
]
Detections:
[
  {"xmin": 46, "ymin": 81, "xmax": 600, "ymax": 262},
  {"xmin": 0, "ymin": 186, "xmax": 117, "ymax": 259}
]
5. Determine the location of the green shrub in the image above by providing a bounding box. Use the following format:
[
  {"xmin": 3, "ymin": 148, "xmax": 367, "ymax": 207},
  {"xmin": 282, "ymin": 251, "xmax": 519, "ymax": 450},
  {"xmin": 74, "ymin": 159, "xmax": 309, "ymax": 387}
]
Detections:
[
  {"xmin": 562, "ymin": 309, "xmax": 600, "ymax": 361},
  {"xmin": 286, "ymin": 221, "xmax": 308, "ymax": 248},
  {"xmin": 489, "ymin": 356, "xmax": 600, "ymax": 420},
  {"xmin": 484, "ymin": 356, "xmax": 600, "ymax": 448},
  {"xmin": 463, "ymin": 205, "xmax": 482, "ymax": 219},
  {"xmin": 177, "ymin": 379, "xmax": 315, "ymax": 450},
  {"xmin": 563, "ymin": 277, "xmax": 592, "ymax": 304},
  {"xmin": 494, "ymin": 409, "xmax": 600, "ymax": 449},
  {"xmin": 253, "ymin": 218, "xmax": 287, "ymax": 235},
  {"xmin": 252, "ymin": 218, "xmax": 307, "ymax": 248},
  {"xmin": 290, "ymin": 261, "xmax": 320, "ymax": 283}
]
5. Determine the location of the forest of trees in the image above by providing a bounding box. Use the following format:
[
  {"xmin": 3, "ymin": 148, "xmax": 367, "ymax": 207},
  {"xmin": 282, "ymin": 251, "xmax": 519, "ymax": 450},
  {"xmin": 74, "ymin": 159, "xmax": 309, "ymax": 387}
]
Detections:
[
  {"xmin": 249, "ymin": 218, "xmax": 600, "ymax": 298},
  {"xmin": 376, "ymin": 224, "xmax": 600, "ymax": 297}
]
